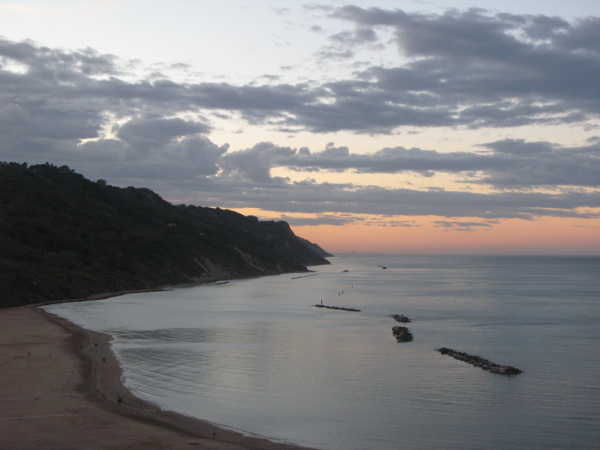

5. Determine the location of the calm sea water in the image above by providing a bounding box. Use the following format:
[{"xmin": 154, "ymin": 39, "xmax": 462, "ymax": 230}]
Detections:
[{"xmin": 46, "ymin": 255, "xmax": 600, "ymax": 449}]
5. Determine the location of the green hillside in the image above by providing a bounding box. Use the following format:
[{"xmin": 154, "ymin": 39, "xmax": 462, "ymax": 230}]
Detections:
[{"xmin": 0, "ymin": 162, "xmax": 330, "ymax": 307}]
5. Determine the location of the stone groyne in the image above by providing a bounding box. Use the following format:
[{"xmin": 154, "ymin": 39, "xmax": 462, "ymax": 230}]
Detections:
[
  {"xmin": 437, "ymin": 347, "xmax": 522, "ymax": 375},
  {"xmin": 313, "ymin": 304, "xmax": 361, "ymax": 312}
]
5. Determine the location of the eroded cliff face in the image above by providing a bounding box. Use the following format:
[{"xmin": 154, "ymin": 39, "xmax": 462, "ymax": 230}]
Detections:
[{"xmin": 0, "ymin": 162, "xmax": 330, "ymax": 307}]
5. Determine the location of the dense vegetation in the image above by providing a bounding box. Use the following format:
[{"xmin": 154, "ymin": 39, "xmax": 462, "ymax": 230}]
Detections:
[{"xmin": 0, "ymin": 162, "xmax": 331, "ymax": 307}]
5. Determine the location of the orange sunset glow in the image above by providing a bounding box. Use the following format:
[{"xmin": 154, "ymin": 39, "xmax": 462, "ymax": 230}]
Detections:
[{"xmin": 294, "ymin": 215, "xmax": 600, "ymax": 255}]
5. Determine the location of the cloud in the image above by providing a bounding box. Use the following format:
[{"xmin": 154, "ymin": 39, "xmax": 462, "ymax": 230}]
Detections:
[
  {"xmin": 224, "ymin": 140, "xmax": 599, "ymax": 190},
  {"xmin": 2, "ymin": 5, "xmax": 600, "ymax": 140},
  {"xmin": 279, "ymin": 214, "xmax": 357, "ymax": 227},
  {"xmin": 179, "ymin": 174, "xmax": 599, "ymax": 221},
  {"xmin": 191, "ymin": 138, "xmax": 599, "ymax": 221},
  {"xmin": 219, "ymin": 142, "xmax": 295, "ymax": 183},
  {"xmin": 116, "ymin": 117, "xmax": 210, "ymax": 152},
  {"xmin": 322, "ymin": 7, "xmax": 600, "ymax": 130},
  {"xmin": 329, "ymin": 28, "xmax": 378, "ymax": 46},
  {"xmin": 433, "ymin": 220, "xmax": 495, "ymax": 232},
  {"xmin": 477, "ymin": 139, "xmax": 600, "ymax": 188},
  {"xmin": 0, "ymin": 7, "xmax": 599, "ymax": 229}
]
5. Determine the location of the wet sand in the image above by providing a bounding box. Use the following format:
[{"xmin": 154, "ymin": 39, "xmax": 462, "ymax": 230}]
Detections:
[{"xmin": 0, "ymin": 306, "xmax": 309, "ymax": 449}]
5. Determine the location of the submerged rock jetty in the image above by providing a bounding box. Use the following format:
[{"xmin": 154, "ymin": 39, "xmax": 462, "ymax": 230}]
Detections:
[
  {"xmin": 314, "ymin": 304, "xmax": 361, "ymax": 312},
  {"xmin": 437, "ymin": 347, "xmax": 522, "ymax": 375},
  {"xmin": 392, "ymin": 326, "xmax": 413, "ymax": 342},
  {"xmin": 391, "ymin": 314, "xmax": 411, "ymax": 323}
]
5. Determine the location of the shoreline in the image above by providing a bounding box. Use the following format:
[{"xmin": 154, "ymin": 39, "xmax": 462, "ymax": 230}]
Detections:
[
  {"xmin": 0, "ymin": 305, "xmax": 310, "ymax": 449},
  {"xmin": 33, "ymin": 265, "xmax": 322, "ymax": 308}
]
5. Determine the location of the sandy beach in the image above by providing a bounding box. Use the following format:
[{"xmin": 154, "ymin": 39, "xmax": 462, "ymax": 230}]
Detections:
[{"xmin": 0, "ymin": 306, "xmax": 308, "ymax": 449}]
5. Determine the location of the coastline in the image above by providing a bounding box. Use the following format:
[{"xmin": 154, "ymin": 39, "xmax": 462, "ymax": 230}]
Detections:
[{"xmin": 0, "ymin": 305, "xmax": 310, "ymax": 449}]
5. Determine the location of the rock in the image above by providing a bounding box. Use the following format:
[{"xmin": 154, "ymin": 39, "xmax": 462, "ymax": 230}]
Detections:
[
  {"xmin": 436, "ymin": 347, "xmax": 522, "ymax": 375},
  {"xmin": 392, "ymin": 326, "xmax": 413, "ymax": 342},
  {"xmin": 391, "ymin": 314, "xmax": 411, "ymax": 323}
]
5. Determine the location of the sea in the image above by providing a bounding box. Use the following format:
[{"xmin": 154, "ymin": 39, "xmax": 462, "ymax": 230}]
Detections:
[{"xmin": 45, "ymin": 254, "xmax": 600, "ymax": 449}]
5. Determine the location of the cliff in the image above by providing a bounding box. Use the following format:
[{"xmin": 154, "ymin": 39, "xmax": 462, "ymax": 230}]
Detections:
[{"xmin": 0, "ymin": 162, "xmax": 330, "ymax": 307}]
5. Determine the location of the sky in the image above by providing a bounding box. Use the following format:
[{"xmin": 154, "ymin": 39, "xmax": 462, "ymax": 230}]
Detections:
[{"xmin": 1, "ymin": 0, "xmax": 599, "ymax": 255}]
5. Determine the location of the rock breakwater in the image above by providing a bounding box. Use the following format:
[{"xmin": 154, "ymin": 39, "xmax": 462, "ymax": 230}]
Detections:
[
  {"xmin": 314, "ymin": 304, "xmax": 361, "ymax": 312},
  {"xmin": 392, "ymin": 326, "xmax": 413, "ymax": 342},
  {"xmin": 391, "ymin": 314, "xmax": 411, "ymax": 323},
  {"xmin": 437, "ymin": 347, "xmax": 522, "ymax": 375}
]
